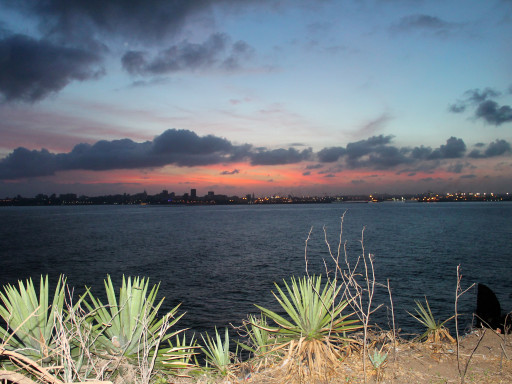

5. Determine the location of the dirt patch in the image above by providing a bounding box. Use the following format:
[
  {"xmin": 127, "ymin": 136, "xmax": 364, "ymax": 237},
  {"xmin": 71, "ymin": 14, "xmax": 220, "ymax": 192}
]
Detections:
[{"xmin": 171, "ymin": 329, "xmax": 512, "ymax": 384}]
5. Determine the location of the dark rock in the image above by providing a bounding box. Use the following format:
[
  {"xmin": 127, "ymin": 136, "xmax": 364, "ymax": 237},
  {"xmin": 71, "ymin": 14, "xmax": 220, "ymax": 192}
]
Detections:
[{"xmin": 475, "ymin": 283, "xmax": 511, "ymax": 333}]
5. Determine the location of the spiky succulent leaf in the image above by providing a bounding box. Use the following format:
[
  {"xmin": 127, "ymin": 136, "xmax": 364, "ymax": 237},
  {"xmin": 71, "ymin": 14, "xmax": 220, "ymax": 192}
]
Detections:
[
  {"xmin": 255, "ymin": 275, "xmax": 360, "ymax": 344},
  {"xmin": 0, "ymin": 275, "xmax": 65, "ymax": 361},
  {"xmin": 201, "ymin": 327, "xmax": 235, "ymax": 376},
  {"xmin": 84, "ymin": 275, "xmax": 182, "ymax": 357}
]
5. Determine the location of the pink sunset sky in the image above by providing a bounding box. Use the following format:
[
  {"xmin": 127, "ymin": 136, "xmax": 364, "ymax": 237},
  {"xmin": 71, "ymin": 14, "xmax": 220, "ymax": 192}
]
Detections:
[{"xmin": 0, "ymin": 1, "xmax": 511, "ymax": 197}]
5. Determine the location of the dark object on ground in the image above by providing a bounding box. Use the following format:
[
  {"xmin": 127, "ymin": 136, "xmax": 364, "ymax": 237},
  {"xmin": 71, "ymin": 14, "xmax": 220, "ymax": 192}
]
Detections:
[{"xmin": 475, "ymin": 283, "xmax": 511, "ymax": 333}]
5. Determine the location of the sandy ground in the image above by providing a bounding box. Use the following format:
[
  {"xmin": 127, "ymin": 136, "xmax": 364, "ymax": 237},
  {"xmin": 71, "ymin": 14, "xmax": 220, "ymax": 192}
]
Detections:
[{"xmin": 171, "ymin": 328, "xmax": 512, "ymax": 384}]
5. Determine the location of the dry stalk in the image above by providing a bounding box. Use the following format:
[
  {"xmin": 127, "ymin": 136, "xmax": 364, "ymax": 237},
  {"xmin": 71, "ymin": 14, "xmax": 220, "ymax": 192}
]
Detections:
[
  {"xmin": 0, "ymin": 369, "xmax": 38, "ymax": 384},
  {"xmin": 53, "ymin": 287, "xmax": 114, "ymax": 383},
  {"xmin": 454, "ymin": 264, "xmax": 476, "ymax": 384},
  {"xmin": 0, "ymin": 349, "xmax": 64, "ymax": 384},
  {"xmin": 387, "ymin": 278, "xmax": 397, "ymax": 381},
  {"xmin": 137, "ymin": 308, "xmax": 172, "ymax": 384},
  {"xmin": 315, "ymin": 212, "xmax": 382, "ymax": 384}
]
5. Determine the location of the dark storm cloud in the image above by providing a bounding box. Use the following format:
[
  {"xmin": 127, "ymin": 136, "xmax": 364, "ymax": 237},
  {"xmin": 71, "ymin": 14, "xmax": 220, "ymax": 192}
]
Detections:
[
  {"xmin": 10, "ymin": 0, "xmax": 219, "ymax": 44},
  {"xmin": 428, "ymin": 136, "xmax": 466, "ymax": 159},
  {"xmin": 2, "ymin": 130, "xmax": 511, "ymax": 181},
  {"xmin": 368, "ymin": 145, "xmax": 410, "ymax": 168},
  {"xmin": 464, "ymin": 88, "xmax": 501, "ymax": 103},
  {"xmin": 475, "ymin": 100, "xmax": 512, "ymax": 125},
  {"xmin": 0, "ymin": 34, "xmax": 103, "ymax": 102},
  {"xmin": 345, "ymin": 135, "xmax": 394, "ymax": 159},
  {"xmin": 450, "ymin": 87, "xmax": 512, "ymax": 126},
  {"xmin": 0, "ymin": 147, "xmax": 59, "ymax": 179},
  {"xmin": 316, "ymin": 136, "xmax": 472, "ymax": 170},
  {"xmin": 2, "ymin": 1, "xmax": 256, "ymax": 100},
  {"xmin": 0, "ymin": 129, "xmax": 246, "ymax": 179},
  {"xmin": 409, "ymin": 137, "xmax": 466, "ymax": 160},
  {"xmin": 468, "ymin": 139, "xmax": 511, "ymax": 158},
  {"xmin": 122, "ymin": 33, "xmax": 252, "ymax": 75},
  {"xmin": 250, "ymin": 147, "xmax": 313, "ymax": 166},
  {"xmin": 317, "ymin": 147, "xmax": 346, "ymax": 162}
]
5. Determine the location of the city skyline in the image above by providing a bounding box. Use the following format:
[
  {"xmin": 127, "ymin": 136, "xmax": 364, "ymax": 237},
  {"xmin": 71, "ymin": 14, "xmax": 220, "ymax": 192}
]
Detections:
[{"xmin": 0, "ymin": 1, "xmax": 511, "ymax": 197}]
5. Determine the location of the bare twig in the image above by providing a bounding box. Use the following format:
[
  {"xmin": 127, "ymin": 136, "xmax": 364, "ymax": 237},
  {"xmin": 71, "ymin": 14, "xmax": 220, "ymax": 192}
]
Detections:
[
  {"xmin": 455, "ymin": 264, "xmax": 476, "ymax": 384},
  {"xmin": 387, "ymin": 278, "xmax": 397, "ymax": 379}
]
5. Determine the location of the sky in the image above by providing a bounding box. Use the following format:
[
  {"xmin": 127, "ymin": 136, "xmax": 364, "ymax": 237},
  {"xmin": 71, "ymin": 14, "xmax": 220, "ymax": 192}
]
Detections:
[{"xmin": 0, "ymin": 0, "xmax": 511, "ymax": 198}]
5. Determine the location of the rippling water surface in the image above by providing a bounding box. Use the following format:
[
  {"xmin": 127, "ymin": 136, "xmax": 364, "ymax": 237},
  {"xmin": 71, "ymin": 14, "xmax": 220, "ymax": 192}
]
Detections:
[{"xmin": 1, "ymin": 202, "xmax": 511, "ymax": 337}]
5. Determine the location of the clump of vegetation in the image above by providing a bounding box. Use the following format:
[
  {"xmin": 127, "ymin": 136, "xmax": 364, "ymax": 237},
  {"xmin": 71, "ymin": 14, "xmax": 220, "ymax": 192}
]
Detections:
[
  {"xmin": 84, "ymin": 275, "xmax": 183, "ymax": 357},
  {"xmin": 201, "ymin": 327, "xmax": 237, "ymax": 378},
  {"xmin": 369, "ymin": 347, "xmax": 388, "ymax": 381},
  {"xmin": 0, "ymin": 275, "xmax": 65, "ymax": 362},
  {"xmin": 0, "ymin": 275, "xmax": 193, "ymax": 384},
  {"xmin": 408, "ymin": 297, "xmax": 455, "ymax": 344},
  {"xmin": 253, "ymin": 275, "xmax": 361, "ymax": 382}
]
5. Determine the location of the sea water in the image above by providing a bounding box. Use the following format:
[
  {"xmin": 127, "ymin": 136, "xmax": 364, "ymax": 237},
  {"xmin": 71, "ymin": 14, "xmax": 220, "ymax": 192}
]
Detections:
[{"xmin": 1, "ymin": 202, "xmax": 511, "ymax": 337}]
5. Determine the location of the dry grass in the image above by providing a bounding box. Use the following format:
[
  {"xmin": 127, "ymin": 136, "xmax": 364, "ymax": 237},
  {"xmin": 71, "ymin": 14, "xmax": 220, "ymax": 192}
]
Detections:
[{"xmin": 165, "ymin": 328, "xmax": 511, "ymax": 384}]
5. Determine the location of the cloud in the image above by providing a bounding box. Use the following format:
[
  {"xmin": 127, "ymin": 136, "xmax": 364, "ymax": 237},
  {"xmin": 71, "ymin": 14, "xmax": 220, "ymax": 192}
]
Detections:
[
  {"xmin": 464, "ymin": 88, "xmax": 501, "ymax": 103},
  {"xmin": 428, "ymin": 136, "xmax": 466, "ymax": 159},
  {"xmin": 468, "ymin": 139, "xmax": 511, "ymax": 158},
  {"xmin": 1, "ymin": 129, "xmax": 511, "ymax": 181},
  {"xmin": 475, "ymin": 100, "xmax": 512, "ymax": 125},
  {"xmin": 391, "ymin": 14, "xmax": 456, "ymax": 36},
  {"xmin": 317, "ymin": 136, "xmax": 474, "ymax": 171},
  {"xmin": 317, "ymin": 147, "xmax": 346, "ymax": 162},
  {"xmin": 250, "ymin": 147, "xmax": 312, "ymax": 165},
  {"xmin": 122, "ymin": 33, "xmax": 253, "ymax": 75},
  {"xmin": 0, "ymin": 34, "xmax": 103, "ymax": 102},
  {"xmin": 346, "ymin": 135, "xmax": 394, "ymax": 159},
  {"xmin": 220, "ymin": 169, "xmax": 240, "ymax": 175},
  {"xmin": 0, "ymin": 129, "xmax": 248, "ymax": 179},
  {"xmin": 9, "ymin": 1, "xmax": 220, "ymax": 44},
  {"xmin": 1, "ymin": 2, "xmax": 254, "ymax": 100},
  {"xmin": 450, "ymin": 87, "xmax": 512, "ymax": 126},
  {"xmin": 0, "ymin": 147, "xmax": 59, "ymax": 179}
]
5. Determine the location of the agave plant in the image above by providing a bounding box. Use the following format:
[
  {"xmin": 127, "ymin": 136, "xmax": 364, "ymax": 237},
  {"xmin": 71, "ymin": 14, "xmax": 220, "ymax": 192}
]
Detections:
[
  {"xmin": 201, "ymin": 327, "xmax": 237, "ymax": 377},
  {"xmin": 159, "ymin": 333, "xmax": 199, "ymax": 375},
  {"xmin": 239, "ymin": 314, "xmax": 276, "ymax": 356},
  {"xmin": 369, "ymin": 347, "xmax": 388, "ymax": 381},
  {"xmin": 408, "ymin": 297, "xmax": 455, "ymax": 343},
  {"xmin": 369, "ymin": 348, "xmax": 388, "ymax": 369},
  {"xmin": 0, "ymin": 275, "xmax": 65, "ymax": 362},
  {"xmin": 84, "ymin": 275, "xmax": 184, "ymax": 357},
  {"xmin": 254, "ymin": 275, "xmax": 360, "ymax": 378}
]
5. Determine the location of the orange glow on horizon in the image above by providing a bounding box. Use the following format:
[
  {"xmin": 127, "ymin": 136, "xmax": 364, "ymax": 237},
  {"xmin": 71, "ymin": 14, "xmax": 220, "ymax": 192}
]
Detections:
[{"xmin": 25, "ymin": 160, "xmax": 503, "ymax": 196}]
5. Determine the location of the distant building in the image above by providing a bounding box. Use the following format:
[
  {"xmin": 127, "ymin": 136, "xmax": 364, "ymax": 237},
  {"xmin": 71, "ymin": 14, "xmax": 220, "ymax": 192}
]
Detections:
[{"xmin": 191, "ymin": 189, "xmax": 197, "ymax": 199}]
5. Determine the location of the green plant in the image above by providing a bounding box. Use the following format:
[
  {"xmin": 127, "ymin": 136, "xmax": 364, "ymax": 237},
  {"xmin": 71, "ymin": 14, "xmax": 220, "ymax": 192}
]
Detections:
[
  {"xmin": 239, "ymin": 314, "xmax": 276, "ymax": 356},
  {"xmin": 84, "ymin": 275, "xmax": 184, "ymax": 357},
  {"xmin": 369, "ymin": 347, "xmax": 388, "ymax": 381},
  {"xmin": 160, "ymin": 333, "xmax": 199, "ymax": 375},
  {"xmin": 0, "ymin": 275, "xmax": 66, "ymax": 362},
  {"xmin": 254, "ymin": 275, "xmax": 360, "ymax": 379},
  {"xmin": 369, "ymin": 348, "xmax": 387, "ymax": 369},
  {"xmin": 408, "ymin": 298, "xmax": 455, "ymax": 343},
  {"xmin": 201, "ymin": 327, "xmax": 236, "ymax": 377}
]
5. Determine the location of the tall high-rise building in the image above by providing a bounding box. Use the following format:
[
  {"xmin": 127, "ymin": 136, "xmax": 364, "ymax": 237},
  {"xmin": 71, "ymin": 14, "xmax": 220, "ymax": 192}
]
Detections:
[{"xmin": 191, "ymin": 189, "xmax": 197, "ymax": 199}]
